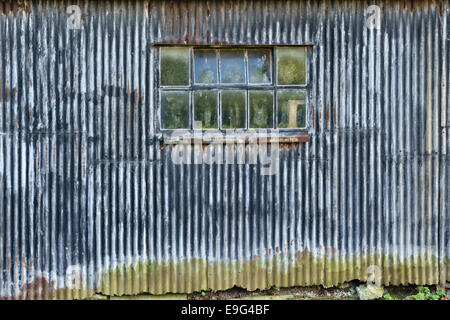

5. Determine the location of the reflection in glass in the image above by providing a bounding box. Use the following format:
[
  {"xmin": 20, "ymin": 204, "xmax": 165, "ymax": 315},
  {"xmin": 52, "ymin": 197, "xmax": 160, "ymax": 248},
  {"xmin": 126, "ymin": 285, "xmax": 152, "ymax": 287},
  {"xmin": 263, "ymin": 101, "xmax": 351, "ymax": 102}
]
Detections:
[
  {"xmin": 276, "ymin": 47, "xmax": 306, "ymax": 85},
  {"xmin": 248, "ymin": 49, "xmax": 272, "ymax": 84},
  {"xmin": 221, "ymin": 90, "xmax": 246, "ymax": 129},
  {"xmin": 194, "ymin": 90, "xmax": 218, "ymax": 129},
  {"xmin": 249, "ymin": 91, "xmax": 273, "ymax": 128},
  {"xmin": 277, "ymin": 90, "xmax": 306, "ymax": 128},
  {"xmin": 220, "ymin": 50, "xmax": 246, "ymax": 83},
  {"xmin": 161, "ymin": 91, "xmax": 189, "ymax": 129},
  {"xmin": 194, "ymin": 50, "xmax": 218, "ymax": 84},
  {"xmin": 160, "ymin": 47, "xmax": 190, "ymax": 86}
]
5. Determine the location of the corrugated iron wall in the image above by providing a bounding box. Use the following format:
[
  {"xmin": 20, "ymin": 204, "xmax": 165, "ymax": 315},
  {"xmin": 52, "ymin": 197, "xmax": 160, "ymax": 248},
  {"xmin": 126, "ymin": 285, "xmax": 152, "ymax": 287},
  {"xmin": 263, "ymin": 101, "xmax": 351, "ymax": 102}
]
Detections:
[{"xmin": 0, "ymin": 0, "xmax": 448, "ymax": 299}]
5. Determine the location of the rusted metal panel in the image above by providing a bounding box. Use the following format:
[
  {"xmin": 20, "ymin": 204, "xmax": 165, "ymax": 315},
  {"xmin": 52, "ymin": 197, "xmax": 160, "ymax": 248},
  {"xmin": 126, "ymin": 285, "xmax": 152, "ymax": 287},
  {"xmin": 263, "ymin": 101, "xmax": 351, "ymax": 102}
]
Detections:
[{"xmin": 0, "ymin": 0, "xmax": 449, "ymax": 299}]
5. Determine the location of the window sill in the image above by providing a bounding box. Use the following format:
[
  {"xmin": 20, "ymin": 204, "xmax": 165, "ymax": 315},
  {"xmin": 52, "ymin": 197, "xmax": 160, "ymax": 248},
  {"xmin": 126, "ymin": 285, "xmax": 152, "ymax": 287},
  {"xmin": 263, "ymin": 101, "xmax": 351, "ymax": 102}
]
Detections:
[{"xmin": 161, "ymin": 132, "xmax": 310, "ymax": 145}]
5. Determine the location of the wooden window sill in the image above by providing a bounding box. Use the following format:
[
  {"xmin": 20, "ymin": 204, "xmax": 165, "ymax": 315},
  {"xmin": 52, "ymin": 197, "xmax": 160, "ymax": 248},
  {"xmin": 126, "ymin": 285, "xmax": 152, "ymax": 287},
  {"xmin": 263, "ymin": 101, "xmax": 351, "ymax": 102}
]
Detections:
[{"xmin": 161, "ymin": 132, "xmax": 310, "ymax": 144}]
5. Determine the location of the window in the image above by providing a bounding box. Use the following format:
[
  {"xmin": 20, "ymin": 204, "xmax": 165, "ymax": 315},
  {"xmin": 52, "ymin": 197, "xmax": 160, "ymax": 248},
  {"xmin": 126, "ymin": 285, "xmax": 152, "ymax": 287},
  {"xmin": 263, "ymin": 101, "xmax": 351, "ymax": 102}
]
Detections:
[{"xmin": 158, "ymin": 46, "xmax": 309, "ymax": 134}]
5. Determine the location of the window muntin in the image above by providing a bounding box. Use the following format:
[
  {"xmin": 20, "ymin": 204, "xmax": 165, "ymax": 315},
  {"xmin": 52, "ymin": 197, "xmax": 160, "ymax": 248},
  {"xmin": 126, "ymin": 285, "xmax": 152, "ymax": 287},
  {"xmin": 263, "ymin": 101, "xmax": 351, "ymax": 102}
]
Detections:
[{"xmin": 159, "ymin": 46, "xmax": 308, "ymax": 131}]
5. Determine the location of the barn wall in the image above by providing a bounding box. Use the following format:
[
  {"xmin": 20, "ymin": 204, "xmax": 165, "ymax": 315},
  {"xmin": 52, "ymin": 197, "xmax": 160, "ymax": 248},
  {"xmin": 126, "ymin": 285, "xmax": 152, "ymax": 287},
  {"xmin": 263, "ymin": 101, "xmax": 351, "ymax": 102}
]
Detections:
[{"xmin": 0, "ymin": 0, "xmax": 448, "ymax": 299}]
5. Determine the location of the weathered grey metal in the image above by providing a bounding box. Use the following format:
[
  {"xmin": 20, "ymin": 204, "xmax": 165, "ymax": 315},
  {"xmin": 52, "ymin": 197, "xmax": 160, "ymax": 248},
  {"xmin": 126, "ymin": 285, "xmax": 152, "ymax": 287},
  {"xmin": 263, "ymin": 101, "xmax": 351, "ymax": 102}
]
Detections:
[{"xmin": 0, "ymin": 0, "xmax": 448, "ymax": 299}]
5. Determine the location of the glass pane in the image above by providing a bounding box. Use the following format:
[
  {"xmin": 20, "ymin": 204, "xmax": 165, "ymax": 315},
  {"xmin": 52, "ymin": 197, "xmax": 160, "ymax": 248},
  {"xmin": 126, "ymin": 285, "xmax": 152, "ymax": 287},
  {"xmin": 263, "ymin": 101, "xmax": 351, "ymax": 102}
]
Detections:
[
  {"xmin": 194, "ymin": 90, "xmax": 218, "ymax": 129},
  {"xmin": 248, "ymin": 49, "xmax": 272, "ymax": 84},
  {"xmin": 276, "ymin": 47, "xmax": 306, "ymax": 85},
  {"xmin": 160, "ymin": 47, "xmax": 190, "ymax": 86},
  {"xmin": 249, "ymin": 91, "xmax": 273, "ymax": 128},
  {"xmin": 194, "ymin": 49, "xmax": 218, "ymax": 84},
  {"xmin": 221, "ymin": 90, "xmax": 246, "ymax": 129},
  {"xmin": 220, "ymin": 50, "xmax": 245, "ymax": 83},
  {"xmin": 161, "ymin": 91, "xmax": 189, "ymax": 129},
  {"xmin": 277, "ymin": 90, "xmax": 306, "ymax": 128}
]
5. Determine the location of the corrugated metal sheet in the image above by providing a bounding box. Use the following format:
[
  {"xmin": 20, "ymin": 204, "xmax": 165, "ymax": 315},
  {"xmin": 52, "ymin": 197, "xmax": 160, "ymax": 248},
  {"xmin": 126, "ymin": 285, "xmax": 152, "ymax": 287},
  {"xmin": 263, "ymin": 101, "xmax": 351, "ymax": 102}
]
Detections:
[{"xmin": 0, "ymin": 0, "xmax": 449, "ymax": 299}]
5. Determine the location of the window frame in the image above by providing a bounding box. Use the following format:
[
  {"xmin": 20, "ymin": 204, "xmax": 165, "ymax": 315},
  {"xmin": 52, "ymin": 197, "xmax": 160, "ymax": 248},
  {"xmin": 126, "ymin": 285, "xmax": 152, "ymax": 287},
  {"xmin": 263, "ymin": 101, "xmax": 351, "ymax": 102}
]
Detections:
[{"xmin": 154, "ymin": 45, "xmax": 312, "ymax": 143}]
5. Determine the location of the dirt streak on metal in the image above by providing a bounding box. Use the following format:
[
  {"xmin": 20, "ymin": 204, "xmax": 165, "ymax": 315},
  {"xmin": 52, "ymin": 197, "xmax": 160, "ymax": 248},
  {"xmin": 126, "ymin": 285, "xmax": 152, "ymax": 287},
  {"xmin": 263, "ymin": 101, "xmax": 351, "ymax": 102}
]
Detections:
[{"xmin": 0, "ymin": 0, "xmax": 30, "ymax": 17}]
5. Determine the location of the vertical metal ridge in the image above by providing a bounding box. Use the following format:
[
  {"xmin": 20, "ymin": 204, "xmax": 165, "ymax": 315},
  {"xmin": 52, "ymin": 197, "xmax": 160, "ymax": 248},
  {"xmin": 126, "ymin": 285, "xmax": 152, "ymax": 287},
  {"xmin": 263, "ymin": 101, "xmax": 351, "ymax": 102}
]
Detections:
[{"xmin": 443, "ymin": 1, "xmax": 450, "ymax": 284}]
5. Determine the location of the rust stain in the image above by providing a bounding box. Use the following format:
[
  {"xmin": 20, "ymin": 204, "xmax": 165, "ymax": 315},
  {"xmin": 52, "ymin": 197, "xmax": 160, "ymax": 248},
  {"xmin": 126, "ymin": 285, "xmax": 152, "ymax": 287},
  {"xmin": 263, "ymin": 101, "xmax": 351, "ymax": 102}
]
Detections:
[
  {"xmin": 82, "ymin": 154, "xmax": 86, "ymax": 177},
  {"xmin": 0, "ymin": 87, "xmax": 15, "ymax": 102},
  {"xmin": 80, "ymin": 3, "xmax": 87, "ymax": 21},
  {"xmin": 437, "ymin": 2, "xmax": 443, "ymax": 17},
  {"xmin": 20, "ymin": 276, "xmax": 55, "ymax": 300},
  {"xmin": 0, "ymin": 0, "xmax": 30, "ymax": 17},
  {"xmin": 154, "ymin": 41, "xmax": 237, "ymax": 46},
  {"xmin": 312, "ymin": 107, "xmax": 315, "ymax": 129},
  {"xmin": 28, "ymin": 105, "xmax": 32, "ymax": 122}
]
